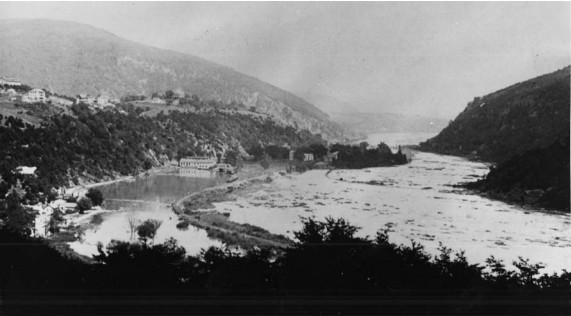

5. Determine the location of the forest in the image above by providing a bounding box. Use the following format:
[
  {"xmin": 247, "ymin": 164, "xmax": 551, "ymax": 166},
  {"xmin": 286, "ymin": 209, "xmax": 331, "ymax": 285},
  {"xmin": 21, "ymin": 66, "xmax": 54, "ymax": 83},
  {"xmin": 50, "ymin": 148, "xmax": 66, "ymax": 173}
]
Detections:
[{"xmin": 1, "ymin": 216, "xmax": 569, "ymax": 315}]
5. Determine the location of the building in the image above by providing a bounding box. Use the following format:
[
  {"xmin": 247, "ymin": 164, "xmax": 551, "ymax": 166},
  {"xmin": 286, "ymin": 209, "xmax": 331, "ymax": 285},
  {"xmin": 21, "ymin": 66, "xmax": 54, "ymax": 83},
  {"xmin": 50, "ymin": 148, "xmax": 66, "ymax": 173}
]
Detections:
[
  {"xmin": 149, "ymin": 97, "xmax": 166, "ymax": 104},
  {"xmin": 6, "ymin": 88, "xmax": 17, "ymax": 97},
  {"xmin": 22, "ymin": 89, "xmax": 46, "ymax": 103},
  {"xmin": 303, "ymin": 153, "xmax": 314, "ymax": 162},
  {"xmin": 173, "ymin": 90, "xmax": 185, "ymax": 99},
  {"xmin": 76, "ymin": 94, "xmax": 95, "ymax": 105},
  {"xmin": 95, "ymin": 95, "xmax": 109, "ymax": 108},
  {"xmin": 179, "ymin": 157, "xmax": 217, "ymax": 170},
  {"xmin": 324, "ymin": 151, "xmax": 339, "ymax": 163},
  {"xmin": 0, "ymin": 77, "xmax": 22, "ymax": 86}
]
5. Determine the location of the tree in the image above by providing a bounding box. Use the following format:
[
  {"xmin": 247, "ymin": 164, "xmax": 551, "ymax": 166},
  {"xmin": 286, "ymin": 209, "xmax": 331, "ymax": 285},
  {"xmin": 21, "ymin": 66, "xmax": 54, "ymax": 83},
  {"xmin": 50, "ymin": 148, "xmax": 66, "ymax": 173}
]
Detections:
[
  {"xmin": 293, "ymin": 148, "xmax": 305, "ymax": 162},
  {"xmin": 260, "ymin": 155, "xmax": 271, "ymax": 169},
  {"xmin": 165, "ymin": 90, "xmax": 174, "ymax": 100},
  {"xmin": 47, "ymin": 209, "xmax": 66, "ymax": 235},
  {"xmin": 127, "ymin": 210, "xmax": 138, "ymax": 241},
  {"xmin": 0, "ymin": 192, "xmax": 38, "ymax": 236},
  {"xmin": 76, "ymin": 197, "xmax": 93, "ymax": 214},
  {"xmin": 224, "ymin": 150, "xmax": 239, "ymax": 167},
  {"xmin": 86, "ymin": 188, "xmax": 104, "ymax": 206},
  {"xmin": 137, "ymin": 219, "xmax": 163, "ymax": 244}
]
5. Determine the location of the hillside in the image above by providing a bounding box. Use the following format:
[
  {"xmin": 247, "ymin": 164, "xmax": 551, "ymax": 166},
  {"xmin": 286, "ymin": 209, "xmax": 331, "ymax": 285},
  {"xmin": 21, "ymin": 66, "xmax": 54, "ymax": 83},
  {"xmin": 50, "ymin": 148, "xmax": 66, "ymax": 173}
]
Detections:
[
  {"xmin": 0, "ymin": 19, "xmax": 345, "ymax": 140},
  {"xmin": 331, "ymin": 112, "xmax": 449, "ymax": 135},
  {"xmin": 419, "ymin": 66, "xmax": 570, "ymax": 163},
  {"xmin": 0, "ymin": 102, "xmax": 323, "ymax": 201},
  {"xmin": 465, "ymin": 134, "xmax": 569, "ymax": 213}
]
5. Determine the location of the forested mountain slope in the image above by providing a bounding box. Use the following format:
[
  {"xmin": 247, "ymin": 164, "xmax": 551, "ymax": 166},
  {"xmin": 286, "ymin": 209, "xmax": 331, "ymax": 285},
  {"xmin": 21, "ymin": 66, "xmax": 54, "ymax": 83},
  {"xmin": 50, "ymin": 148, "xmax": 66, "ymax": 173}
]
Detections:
[{"xmin": 420, "ymin": 66, "xmax": 569, "ymax": 163}]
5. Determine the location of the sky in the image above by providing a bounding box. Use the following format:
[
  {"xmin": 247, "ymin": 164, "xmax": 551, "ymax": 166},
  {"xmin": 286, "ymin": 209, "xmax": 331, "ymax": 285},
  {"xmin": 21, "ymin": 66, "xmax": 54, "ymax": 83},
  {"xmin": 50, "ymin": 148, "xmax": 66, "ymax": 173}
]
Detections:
[{"xmin": 0, "ymin": 2, "xmax": 569, "ymax": 118}]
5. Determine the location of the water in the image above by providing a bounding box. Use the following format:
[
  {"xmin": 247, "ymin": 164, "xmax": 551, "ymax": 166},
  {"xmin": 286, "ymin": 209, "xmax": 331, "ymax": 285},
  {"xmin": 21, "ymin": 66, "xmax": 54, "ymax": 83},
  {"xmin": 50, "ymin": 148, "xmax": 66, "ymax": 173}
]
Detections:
[
  {"xmin": 68, "ymin": 170, "xmax": 228, "ymax": 257},
  {"xmin": 211, "ymin": 133, "xmax": 571, "ymax": 273}
]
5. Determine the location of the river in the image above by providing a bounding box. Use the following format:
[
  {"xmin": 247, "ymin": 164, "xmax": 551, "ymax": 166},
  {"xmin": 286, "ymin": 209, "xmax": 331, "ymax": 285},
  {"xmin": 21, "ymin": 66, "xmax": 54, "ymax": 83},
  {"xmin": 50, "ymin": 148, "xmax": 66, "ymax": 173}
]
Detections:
[
  {"xmin": 68, "ymin": 169, "xmax": 229, "ymax": 257},
  {"xmin": 69, "ymin": 133, "xmax": 570, "ymax": 273},
  {"xmin": 210, "ymin": 132, "xmax": 571, "ymax": 273}
]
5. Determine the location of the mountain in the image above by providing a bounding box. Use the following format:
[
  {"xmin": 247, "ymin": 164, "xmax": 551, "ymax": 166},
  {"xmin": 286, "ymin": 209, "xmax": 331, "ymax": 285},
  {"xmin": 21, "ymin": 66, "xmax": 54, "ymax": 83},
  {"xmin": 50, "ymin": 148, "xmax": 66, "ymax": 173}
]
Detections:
[
  {"xmin": 420, "ymin": 66, "xmax": 570, "ymax": 163},
  {"xmin": 0, "ymin": 19, "xmax": 345, "ymax": 140},
  {"xmin": 330, "ymin": 112, "xmax": 449, "ymax": 135}
]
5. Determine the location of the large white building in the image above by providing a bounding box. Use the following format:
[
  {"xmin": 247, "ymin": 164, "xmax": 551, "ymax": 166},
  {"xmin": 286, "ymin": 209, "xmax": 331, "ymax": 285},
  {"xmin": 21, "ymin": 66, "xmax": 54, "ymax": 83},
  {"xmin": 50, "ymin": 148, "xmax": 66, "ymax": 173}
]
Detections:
[
  {"xmin": 22, "ymin": 89, "xmax": 46, "ymax": 103},
  {"xmin": 179, "ymin": 157, "xmax": 217, "ymax": 170}
]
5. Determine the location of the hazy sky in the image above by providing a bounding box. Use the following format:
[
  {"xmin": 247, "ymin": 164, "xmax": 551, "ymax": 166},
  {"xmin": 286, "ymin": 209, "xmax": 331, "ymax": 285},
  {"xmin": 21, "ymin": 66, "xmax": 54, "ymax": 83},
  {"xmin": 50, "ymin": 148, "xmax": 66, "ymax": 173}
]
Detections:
[{"xmin": 0, "ymin": 2, "xmax": 569, "ymax": 118}]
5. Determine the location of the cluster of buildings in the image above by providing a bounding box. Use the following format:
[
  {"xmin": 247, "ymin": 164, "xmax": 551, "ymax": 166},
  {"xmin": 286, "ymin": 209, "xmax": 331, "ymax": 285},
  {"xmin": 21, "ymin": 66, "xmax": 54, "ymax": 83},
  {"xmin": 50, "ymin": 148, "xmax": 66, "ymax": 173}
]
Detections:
[
  {"xmin": 0, "ymin": 76, "xmax": 121, "ymax": 109},
  {"xmin": 75, "ymin": 94, "xmax": 120, "ymax": 109},
  {"xmin": 0, "ymin": 77, "xmax": 48, "ymax": 103}
]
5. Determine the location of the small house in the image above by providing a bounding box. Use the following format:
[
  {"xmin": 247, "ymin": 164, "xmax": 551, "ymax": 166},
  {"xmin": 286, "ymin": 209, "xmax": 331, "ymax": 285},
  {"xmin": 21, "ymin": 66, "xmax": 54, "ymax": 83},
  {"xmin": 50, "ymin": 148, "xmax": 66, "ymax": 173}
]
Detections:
[{"xmin": 303, "ymin": 153, "xmax": 314, "ymax": 162}]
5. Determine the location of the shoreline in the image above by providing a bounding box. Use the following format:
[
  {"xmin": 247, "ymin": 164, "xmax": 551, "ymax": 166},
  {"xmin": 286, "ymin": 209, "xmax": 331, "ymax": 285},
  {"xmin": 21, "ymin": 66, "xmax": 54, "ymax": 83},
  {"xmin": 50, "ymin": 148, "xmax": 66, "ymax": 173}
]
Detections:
[
  {"xmin": 66, "ymin": 164, "xmax": 178, "ymax": 195},
  {"xmin": 172, "ymin": 165, "xmax": 295, "ymax": 251}
]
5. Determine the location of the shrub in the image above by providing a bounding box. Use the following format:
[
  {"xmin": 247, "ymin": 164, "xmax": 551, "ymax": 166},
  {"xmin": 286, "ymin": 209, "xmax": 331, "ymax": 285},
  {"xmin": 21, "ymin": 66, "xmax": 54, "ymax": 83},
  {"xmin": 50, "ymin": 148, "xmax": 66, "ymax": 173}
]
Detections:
[{"xmin": 76, "ymin": 197, "xmax": 93, "ymax": 214}]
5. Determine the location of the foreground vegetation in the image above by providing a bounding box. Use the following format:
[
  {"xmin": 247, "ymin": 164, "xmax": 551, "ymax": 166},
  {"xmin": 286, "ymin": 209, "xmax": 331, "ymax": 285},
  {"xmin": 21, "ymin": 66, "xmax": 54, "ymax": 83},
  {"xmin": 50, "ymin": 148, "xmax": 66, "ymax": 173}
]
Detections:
[{"xmin": 1, "ymin": 215, "xmax": 569, "ymax": 315}]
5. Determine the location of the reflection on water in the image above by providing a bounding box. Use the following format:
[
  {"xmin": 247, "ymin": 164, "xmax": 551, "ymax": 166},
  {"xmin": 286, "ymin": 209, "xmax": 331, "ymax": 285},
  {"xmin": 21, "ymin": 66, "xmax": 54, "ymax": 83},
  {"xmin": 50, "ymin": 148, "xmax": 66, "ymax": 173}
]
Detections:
[
  {"xmin": 69, "ymin": 172, "xmax": 228, "ymax": 257},
  {"xmin": 179, "ymin": 168, "xmax": 215, "ymax": 178}
]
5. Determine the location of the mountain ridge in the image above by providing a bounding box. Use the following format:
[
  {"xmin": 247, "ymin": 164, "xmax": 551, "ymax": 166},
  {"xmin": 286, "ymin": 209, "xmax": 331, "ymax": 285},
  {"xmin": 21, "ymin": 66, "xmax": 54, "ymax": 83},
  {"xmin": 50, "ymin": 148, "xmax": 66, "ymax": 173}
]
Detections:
[{"xmin": 0, "ymin": 19, "xmax": 347, "ymax": 139}]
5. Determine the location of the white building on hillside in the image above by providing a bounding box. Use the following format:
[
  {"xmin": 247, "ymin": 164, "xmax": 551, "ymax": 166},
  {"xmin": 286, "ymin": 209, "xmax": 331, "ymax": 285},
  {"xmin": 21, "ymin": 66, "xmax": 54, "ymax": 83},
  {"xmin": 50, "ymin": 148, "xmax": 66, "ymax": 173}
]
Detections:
[
  {"xmin": 179, "ymin": 157, "xmax": 217, "ymax": 170},
  {"xmin": 0, "ymin": 77, "xmax": 22, "ymax": 86},
  {"xmin": 22, "ymin": 89, "xmax": 46, "ymax": 103},
  {"xmin": 95, "ymin": 95, "xmax": 109, "ymax": 108},
  {"xmin": 76, "ymin": 94, "xmax": 95, "ymax": 105},
  {"xmin": 149, "ymin": 97, "xmax": 166, "ymax": 104}
]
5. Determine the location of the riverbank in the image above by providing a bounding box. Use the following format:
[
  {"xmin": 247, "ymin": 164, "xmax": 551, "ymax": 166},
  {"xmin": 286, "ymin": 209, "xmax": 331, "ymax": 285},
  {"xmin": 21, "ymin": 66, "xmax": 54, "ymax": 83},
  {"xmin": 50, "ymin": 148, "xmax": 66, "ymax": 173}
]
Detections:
[{"xmin": 173, "ymin": 162, "xmax": 295, "ymax": 251}]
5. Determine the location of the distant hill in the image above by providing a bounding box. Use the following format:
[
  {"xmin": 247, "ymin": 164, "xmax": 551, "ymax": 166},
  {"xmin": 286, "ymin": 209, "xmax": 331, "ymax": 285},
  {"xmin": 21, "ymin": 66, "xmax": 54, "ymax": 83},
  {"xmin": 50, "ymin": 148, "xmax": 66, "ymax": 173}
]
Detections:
[
  {"xmin": 420, "ymin": 66, "xmax": 570, "ymax": 163},
  {"xmin": 330, "ymin": 112, "xmax": 449, "ymax": 135},
  {"xmin": 0, "ymin": 19, "xmax": 345, "ymax": 140}
]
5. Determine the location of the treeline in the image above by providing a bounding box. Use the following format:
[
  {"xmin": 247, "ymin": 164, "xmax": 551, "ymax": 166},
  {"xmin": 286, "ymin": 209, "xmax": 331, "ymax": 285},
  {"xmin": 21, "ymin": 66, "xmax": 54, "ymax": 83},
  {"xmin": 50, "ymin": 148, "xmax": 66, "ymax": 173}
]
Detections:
[
  {"xmin": 330, "ymin": 142, "xmax": 408, "ymax": 169},
  {"xmin": 1, "ymin": 217, "xmax": 569, "ymax": 315},
  {"xmin": 0, "ymin": 102, "xmax": 320, "ymax": 203},
  {"xmin": 248, "ymin": 143, "xmax": 328, "ymax": 161}
]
